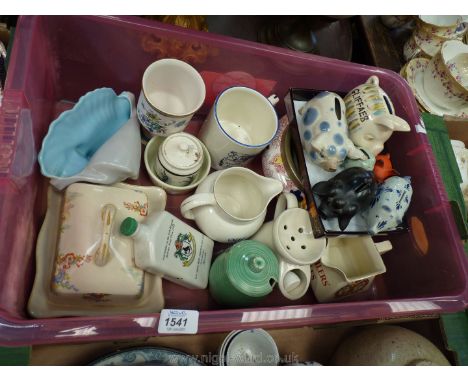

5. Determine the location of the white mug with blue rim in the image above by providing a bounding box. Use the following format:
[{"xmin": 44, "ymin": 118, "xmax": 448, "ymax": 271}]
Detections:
[
  {"xmin": 137, "ymin": 58, "xmax": 206, "ymax": 140},
  {"xmin": 199, "ymin": 86, "xmax": 279, "ymax": 170}
]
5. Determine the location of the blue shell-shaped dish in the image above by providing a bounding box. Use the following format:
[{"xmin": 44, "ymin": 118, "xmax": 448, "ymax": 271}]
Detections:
[
  {"xmin": 89, "ymin": 347, "xmax": 204, "ymax": 366},
  {"xmin": 39, "ymin": 88, "xmax": 131, "ymax": 178}
]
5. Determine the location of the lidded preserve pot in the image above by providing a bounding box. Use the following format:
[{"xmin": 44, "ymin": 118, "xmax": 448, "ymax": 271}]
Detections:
[{"xmin": 155, "ymin": 132, "xmax": 204, "ymax": 187}]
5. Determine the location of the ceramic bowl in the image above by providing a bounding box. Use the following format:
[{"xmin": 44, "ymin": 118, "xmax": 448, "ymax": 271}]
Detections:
[
  {"xmin": 39, "ymin": 88, "xmax": 141, "ymax": 190},
  {"xmin": 144, "ymin": 135, "xmax": 211, "ymax": 195},
  {"xmin": 423, "ymin": 40, "xmax": 468, "ymax": 111},
  {"xmin": 331, "ymin": 325, "xmax": 451, "ymax": 365},
  {"xmin": 222, "ymin": 329, "xmax": 280, "ymax": 366},
  {"xmin": 90, "ymin": 346, "xmax": 204, "ymax": 366},
  {"xmin": 418, "ymin": 15, "xmax": 463, "ymax": 38},
  {"xmin": 218, "ymin": 330, "xmax": 242, "ymax": 365}
]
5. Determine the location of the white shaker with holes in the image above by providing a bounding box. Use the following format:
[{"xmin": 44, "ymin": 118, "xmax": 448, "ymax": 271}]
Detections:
[
  {"xmin": 251, "ymin": 192, "xmax": 327, "ymax": 300},
  {"xmin": 155, "ymin": 133, "xmax": 204, "ymax": 187}
]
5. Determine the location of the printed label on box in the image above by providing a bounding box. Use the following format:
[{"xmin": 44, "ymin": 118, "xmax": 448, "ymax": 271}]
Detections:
[{"xmin": 158, "ymin": 309, "xmax": 199, "ymax": 334}]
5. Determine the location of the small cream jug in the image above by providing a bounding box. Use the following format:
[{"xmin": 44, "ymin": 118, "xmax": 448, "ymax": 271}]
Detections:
[
  {"xmin": 310, "ymin": 236, "xmax": 392, "ymax": 302},
  {"xmin": 180, "ymin": 167, "xmax": 283, "ymax": 243},
  {"xmin": 251, "ymin": 192, "xmax": 326, "ymax": 300},
  {"xmin": 344, "ymin": 76, "xmax": 411, "ymax": 156}
]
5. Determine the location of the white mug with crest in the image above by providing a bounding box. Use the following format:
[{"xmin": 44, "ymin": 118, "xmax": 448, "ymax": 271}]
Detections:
[
  {"xmin": 137, "ymin": 58, "xmax": 206, "ymax": 139},
  {"xmin": 199, "ymin": 86, "xmax": 279, "ymax": 170}
]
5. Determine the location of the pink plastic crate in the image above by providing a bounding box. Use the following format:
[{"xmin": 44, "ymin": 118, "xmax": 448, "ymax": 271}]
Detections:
[{"xmin": 0, "ymin": 16, "xmax": 466, "ymax": 346}]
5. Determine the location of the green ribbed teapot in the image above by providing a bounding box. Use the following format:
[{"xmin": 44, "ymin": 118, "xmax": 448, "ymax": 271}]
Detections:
[{"xmin": 208, "ymin": 240, "xmax": 279, "ymax": 307}]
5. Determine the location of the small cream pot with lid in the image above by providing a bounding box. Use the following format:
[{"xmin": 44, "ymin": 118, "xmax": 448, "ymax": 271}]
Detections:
[{"xmin": 155, "ymin": 132, "xmax": 204, "ymax": 187}]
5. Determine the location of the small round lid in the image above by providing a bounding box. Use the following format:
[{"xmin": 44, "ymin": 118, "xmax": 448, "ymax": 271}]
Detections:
[
  {"xmin": 120, "ymin": 217, "xmax": 138, "ymax": 236},
  {"xmin": 225, "ymin": 240, "xmax": 279, "ymax": 298},
  {"xmin": 273, "ymin": 208, "xmax": 326, "ymax": 265},
  {"xmin": 159, "ymin": 133, "xmax": 203, "ymax": 175}
]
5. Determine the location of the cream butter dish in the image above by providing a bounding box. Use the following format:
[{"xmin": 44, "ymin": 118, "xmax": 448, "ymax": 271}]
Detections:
[
  {"xmin": 28, "ymin": 182, "xmax": 167, "ymax": 318},
  {"xmin": 52, "ymin": 183, "xmax": 146, "ymax": 301}
]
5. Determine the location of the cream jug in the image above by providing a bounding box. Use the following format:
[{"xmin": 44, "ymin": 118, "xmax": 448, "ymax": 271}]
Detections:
[
  {"xmin": 180, "ymin": 167, "xmax": 283, "ymax": 243},
  {"xmin": 310, "ymin": 236, "xmax": 392, "ymax": 302}
]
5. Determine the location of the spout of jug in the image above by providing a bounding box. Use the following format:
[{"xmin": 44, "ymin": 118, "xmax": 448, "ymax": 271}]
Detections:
[{"xmin": 259, "ymin": 175, "xmax": 284, "ymax": 205}]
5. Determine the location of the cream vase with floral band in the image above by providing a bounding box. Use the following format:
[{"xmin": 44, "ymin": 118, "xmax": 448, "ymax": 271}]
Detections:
[{"xmin": 137, "ymin": 58, "xmax": 206, "ymax": 139}]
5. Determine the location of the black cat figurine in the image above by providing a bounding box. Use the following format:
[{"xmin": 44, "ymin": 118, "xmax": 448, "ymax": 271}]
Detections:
[{"xmin": 312, "ymin": 167, "xmax": 377, "ymax": 231}]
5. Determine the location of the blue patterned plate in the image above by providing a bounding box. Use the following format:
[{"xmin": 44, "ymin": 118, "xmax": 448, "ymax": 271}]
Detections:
[{"xmin": 89, "ymin": 346, "xmax": 204, "ymax": 366}]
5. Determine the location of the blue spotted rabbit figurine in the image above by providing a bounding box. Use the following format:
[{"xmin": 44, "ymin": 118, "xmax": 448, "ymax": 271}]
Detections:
[
  {"xmin": 299, "ymin": 91, "xmax": 364, "ymax": 172},
  {"xmin": 366, "ymin": 176, "xmax": 413, "ymax": 234}
]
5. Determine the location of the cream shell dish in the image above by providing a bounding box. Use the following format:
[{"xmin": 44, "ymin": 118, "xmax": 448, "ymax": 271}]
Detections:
[{"xmin": 27, "ymin": 182, "xmax": 166, "ymax": 318}]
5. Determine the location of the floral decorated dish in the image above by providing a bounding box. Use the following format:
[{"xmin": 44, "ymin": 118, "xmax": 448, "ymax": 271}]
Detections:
[{"xmin": 27, "ymin": 182, "xmax": 166, "ymax": 318}]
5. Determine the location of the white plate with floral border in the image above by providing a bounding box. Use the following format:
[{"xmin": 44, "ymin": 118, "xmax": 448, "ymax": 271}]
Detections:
[{"xmin": 404, "ymin": 57, "xmax": 468, "ymax": 118}]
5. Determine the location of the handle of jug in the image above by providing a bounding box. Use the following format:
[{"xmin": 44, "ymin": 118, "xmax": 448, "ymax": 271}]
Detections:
[
  {"xmin": 180, "ymin": 193, "xmax": 217, "ymax": 220},
  {"xmin": 375, "ymin": 240, "xmax": 393, "ymax": 255},
  {"xmin": 273, "ymin": 192, "xmax": 299, "ymax": 219}
]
